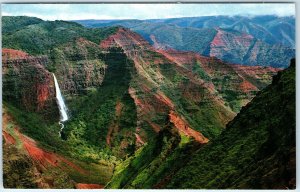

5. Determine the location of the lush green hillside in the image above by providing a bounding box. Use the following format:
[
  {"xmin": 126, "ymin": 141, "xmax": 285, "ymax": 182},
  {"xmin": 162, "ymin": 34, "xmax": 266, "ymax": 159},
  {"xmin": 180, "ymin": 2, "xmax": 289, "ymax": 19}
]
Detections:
[
  {"xmin": 2, "ymin": 16, "xmax": 43, "ymax": 33},
  {"xmin": 2, "ymin": 16, "xmax": 117, "ymax": 56},
  {"xmin": 168, "ymin": 59, "xmax": 296, "ymax": 189}
]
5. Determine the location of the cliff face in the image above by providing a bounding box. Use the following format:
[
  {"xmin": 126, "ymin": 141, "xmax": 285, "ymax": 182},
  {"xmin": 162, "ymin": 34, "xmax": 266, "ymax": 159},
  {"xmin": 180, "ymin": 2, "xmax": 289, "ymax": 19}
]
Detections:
[
  {"xmin": 2, "ymin": 39, "xmax": 107, "ymax": 116},
  {"xmin": 2, "ymin": 49, "xmax": 57, "ymax": 119},
  {"xmin": 49, "ymin": 38, "xmax": 106, "ymax": 95}
]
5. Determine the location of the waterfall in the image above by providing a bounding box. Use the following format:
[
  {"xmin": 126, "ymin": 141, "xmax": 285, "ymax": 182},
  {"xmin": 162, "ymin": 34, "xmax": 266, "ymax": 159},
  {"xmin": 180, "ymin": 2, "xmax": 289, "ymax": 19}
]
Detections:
[{"xmin": 53, "ymin": 73, "xmax": 68, "ymax": 136}]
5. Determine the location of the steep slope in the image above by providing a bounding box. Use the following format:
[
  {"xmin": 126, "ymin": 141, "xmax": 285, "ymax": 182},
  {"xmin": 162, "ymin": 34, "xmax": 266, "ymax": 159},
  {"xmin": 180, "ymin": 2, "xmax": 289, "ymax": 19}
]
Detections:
[
  {"xmin": 107, "ymin": 59, "xmax": 295, "ymax": 189},
  {"xmin": 100, "ymin": 27, "xmax": 279, "ymax": 140},
  {"xmin": 2, "ymin": 18, "xmax": 127, "ymax": 188},
  {"xmin": 2, "ymin": 47, "xmax": 128, "ymax": 188},
  {"xmin": 168, "ymin": 59, "xmax": 295, "ymax": 189},
  {"xmin": 158, "ymin": 49, "xmax": 280, "ymax": 112},
  {"xmin": 100, "ymin": 29, "xmax": 282, "ymax": 189},
  {"xmin": 2, "ymin": 47, "xmax": 116, "ymax": 187},
  {"xmin": 101, "ymin": 28, "xmax": 230, "ymax": 141},
  {"xmin": 146, "ymin": 26, "xmax": 293, "ymax": 68},
  {"xmin": 3, "ymin": 107, "xmax": 80, "ymax": 188}
]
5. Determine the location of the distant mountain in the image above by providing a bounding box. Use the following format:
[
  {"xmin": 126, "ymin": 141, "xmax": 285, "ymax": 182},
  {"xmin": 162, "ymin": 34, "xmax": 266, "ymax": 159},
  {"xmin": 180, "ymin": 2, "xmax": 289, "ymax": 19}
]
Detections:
[
  {"xmin": 74, "ymin": 15, "xmax": 295, "ymax": 68},
  {"xmin": 148, "ymin": 15, "xmax": 295, "ymax": 48},
  {"xmin": 74, "ymin": 15, "xmax": 295, "ymax": 47}
]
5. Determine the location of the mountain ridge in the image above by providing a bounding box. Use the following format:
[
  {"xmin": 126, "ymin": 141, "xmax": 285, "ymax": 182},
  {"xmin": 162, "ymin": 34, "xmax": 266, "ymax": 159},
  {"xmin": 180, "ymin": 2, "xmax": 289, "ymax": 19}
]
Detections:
[
  {"xmin": 74, "ymin": 15, "xmax": 295, "ymax": 47},
  {"xmin": 74, "ymin": 15, "xmax": 295, "ymax": 68}
]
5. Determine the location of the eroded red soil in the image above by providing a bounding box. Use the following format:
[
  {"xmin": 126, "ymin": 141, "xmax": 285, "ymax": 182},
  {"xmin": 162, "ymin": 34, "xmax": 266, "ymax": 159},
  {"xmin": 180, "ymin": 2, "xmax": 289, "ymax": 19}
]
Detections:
[
  {"xmin": 169, "ymin": 110, "xmax": 209, "ymax": 144},
  {"xmin": 75, "ymin": 183, "xmax": 104, "ymax": 189},
  {"xmin": 2, "ymin": 48, "xmax": 29, "ymax": 60},
  {"xmin": 2, "ymin": 131, "xmax": 16, "ymax": 145},
  {"xmin": 2, "ymin": 109, "xmax": 87, "ymax": 175}
]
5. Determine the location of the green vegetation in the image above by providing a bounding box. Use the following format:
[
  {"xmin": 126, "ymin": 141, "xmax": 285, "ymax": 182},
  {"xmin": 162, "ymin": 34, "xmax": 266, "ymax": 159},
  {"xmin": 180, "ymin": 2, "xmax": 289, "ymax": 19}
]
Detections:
[
  {"xmin": 39, "ymin": 168, "xmax": 74, "ymax": 189},
  {"xmin": 2, "ymin": 17, "xmax": 132, "ymax": 187},
  {"xmin": 4, "ymin": 102, "xmax": 65, "ymax": 152},
  {"xmin": 192, "ymin": 61, "xmax": 211, "ymax": 81},
  {"xmin": 158, "ymin": 62, "xmax": 232, "ymax": 139},
  {"xmin": 2, "ymin": 16, "xmax": 43, "ymax": 33},
  {"xmin": 132, "ymin": 23, "xmax": 217, "ymax": 54},
  {"xmin": 3, "ymin": 145, "xmax": 37, "ymax": 188},
  {"xmin": 106, "ymin": 124, "xmax": 203, "ymax": 189},
  {"xmin": 106, "ymin": 126, "xmax": 181, "ymax": 188}
]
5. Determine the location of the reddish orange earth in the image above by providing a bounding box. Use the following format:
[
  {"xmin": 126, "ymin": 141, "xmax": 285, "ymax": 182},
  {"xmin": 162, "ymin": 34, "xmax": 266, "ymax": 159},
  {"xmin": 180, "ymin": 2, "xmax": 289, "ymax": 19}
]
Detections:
[
  {"xmin": 2, "ymin": 131, "xmax": 16, "ymax": 145},
  {"xmin": 75, "ymin": 183, "xmax": 105, "ymax": 189}
]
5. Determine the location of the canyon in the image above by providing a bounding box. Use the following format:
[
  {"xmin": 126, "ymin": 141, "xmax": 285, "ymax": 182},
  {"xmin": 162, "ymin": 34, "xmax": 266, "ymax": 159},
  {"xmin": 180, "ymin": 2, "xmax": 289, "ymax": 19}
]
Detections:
[{"xmin": 2, "ymin": 16, "xmax": 295, "ymax": 189}]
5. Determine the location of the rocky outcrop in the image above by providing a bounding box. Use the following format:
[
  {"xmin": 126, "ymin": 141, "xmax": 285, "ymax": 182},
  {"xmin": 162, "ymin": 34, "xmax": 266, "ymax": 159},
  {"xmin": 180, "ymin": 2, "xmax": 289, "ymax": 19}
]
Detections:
[
  {"xmin": 210, "ymin": 28, "xmax": 254, "ymax": 63},
  {"xmin": 2, "ymin": 38, "xmax": 107, "ymax": 116}
]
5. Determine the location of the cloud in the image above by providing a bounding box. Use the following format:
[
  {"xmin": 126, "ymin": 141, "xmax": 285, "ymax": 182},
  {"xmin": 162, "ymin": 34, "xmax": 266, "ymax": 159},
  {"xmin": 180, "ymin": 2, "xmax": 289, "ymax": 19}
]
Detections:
[{"xmin": 1, "ymin": 3, "xmax": 295, "ymax": 21}]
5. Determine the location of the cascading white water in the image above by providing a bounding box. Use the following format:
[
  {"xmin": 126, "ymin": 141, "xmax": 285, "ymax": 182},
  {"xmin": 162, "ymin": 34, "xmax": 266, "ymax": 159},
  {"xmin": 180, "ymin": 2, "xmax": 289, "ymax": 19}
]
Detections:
[{"xmin": 53, "ymin": 73, "xmax": 68, "ymax": 136}]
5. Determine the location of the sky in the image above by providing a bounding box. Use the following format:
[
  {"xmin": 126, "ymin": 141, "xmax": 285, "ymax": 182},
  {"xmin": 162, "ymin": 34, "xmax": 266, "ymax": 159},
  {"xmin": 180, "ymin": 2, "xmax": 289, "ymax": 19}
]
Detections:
[{"xmin": 1, "ymin": 3, "xmax": 295, "ymax": 21}]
